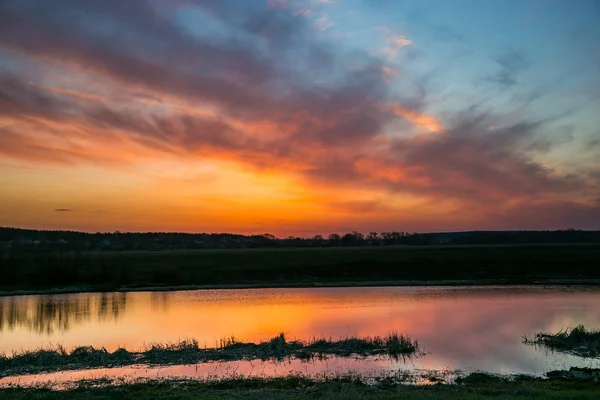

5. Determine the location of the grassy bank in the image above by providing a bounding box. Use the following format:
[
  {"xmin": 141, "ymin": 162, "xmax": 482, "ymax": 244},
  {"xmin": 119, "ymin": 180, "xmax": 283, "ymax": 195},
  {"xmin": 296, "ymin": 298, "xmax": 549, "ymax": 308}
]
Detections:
[
  {"xmin": 2, "ymin": 244, "xmax": 600, "ymax": 293},
  {"xmin": 524, "ymin": 325, "xmax": 600, "ymax": 358},
  {"xmin": 0, "ymin": 333, "xmax": 419, "ymax": 378},
  {"xmin": 2, "ymin": 373, "xmax": 600, "ymax": 399}
]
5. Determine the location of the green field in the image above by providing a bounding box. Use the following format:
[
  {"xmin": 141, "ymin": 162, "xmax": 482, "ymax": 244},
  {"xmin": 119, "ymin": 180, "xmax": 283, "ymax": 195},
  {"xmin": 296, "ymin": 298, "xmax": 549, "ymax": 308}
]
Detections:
[{"xmin": 2, "ymin": 244, "xmax": 600, "ymax": 293}]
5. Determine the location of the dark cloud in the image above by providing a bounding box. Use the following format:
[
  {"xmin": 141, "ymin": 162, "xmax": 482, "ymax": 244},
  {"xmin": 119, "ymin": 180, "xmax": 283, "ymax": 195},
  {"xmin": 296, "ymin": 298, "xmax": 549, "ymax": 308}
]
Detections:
[
  {"xmin": 0, "ymin": 0, "xmax": 399, "ymax": 146},
  {"xmin": 0, "ymin": 0, "xmax": 598, "ymax": 229},
  {"xmin": 0, "ymin": 74, "xmax": 73, "ymax": 121},
  {"xmin": 0, "ymin": 68, "xmax": 592, "ymax": 211},
  {"xmin": 586, "ymin": 134, "xmax": 600, "ymax": 149},
  {"xmin": 487, "ymin": 50, "xmax": 529, "ymax": 88},
  {"xmin": 297, "ymin": 110, "xmax": 584, "ymax": 205},
  {"xmin": 391, "ymin": 116, "xmax": 570, "ymax": 199},
  {"xmin": 54, "ymin": 208, "xmax": 72, "ymax": 212},
  {"xmin": 0, "ymin": 0, "xmax": 277, "ymax": 111},
  {"xmin": 481, "ymin": 201, "xmax": 600, "ymax": 231}
]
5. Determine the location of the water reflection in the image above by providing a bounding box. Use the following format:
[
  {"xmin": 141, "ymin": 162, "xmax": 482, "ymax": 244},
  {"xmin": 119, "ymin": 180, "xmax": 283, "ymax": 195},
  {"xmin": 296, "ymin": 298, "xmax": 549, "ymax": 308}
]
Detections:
[
  {"xmin": 1, "ymin": 286, "xmax": 599, "ymax": 375},
  {"xmin": 150, "ymin": 292, "xmax": 170, "ymax": 312},
  {"xmin": 0, "ymin": 293, "xmax": 127, "ymax": 335},
  {"xmin": 98, "ymin": 293, "xmax": 127, "ymax": 321},
  {"xmin": 0, "ymin": 356, "xmax": 432, "ymax": 388}
]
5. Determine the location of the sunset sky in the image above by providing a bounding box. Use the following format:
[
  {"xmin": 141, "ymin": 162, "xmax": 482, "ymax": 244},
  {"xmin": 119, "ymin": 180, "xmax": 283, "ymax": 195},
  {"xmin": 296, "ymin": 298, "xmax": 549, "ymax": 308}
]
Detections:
[{"xmin": 1, "ymin": 0, "xmax": 599, "ymax": 236}]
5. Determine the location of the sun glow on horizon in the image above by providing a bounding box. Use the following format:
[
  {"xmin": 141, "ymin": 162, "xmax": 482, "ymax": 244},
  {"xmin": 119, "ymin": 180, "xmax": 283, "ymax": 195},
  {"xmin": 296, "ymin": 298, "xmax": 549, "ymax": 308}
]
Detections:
[{"xmin": 0, "ymin": 0, "xmax": 599, "ymax": 233}]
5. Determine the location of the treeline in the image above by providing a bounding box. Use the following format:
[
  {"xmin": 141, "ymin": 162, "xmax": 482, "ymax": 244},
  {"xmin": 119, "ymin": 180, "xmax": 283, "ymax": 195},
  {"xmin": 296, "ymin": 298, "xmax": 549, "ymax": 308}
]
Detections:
[{"xmin": 0, "ymin": 228, "xmax": 599, "ymax": 252}]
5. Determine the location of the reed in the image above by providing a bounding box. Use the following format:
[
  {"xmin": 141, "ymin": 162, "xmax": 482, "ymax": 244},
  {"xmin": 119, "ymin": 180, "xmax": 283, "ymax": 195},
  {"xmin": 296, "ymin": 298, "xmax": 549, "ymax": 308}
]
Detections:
[
  {"xmin": 0, "ymin": 332, "xmax": 421, "ymax": 378},
  {"xmin": 523, "ymin": 325, "xmax": 600, "ymax": 358}
]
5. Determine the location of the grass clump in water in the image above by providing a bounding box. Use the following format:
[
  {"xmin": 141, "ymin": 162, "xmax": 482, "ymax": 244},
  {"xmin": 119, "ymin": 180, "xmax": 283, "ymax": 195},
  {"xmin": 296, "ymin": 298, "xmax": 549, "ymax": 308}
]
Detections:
[
  {"xmin": 0, "ymin": 332, "xmax": 421, "ymax": 377},
  {"xmin": 0, "ymin": 344, "xmax": 134, "ymax": 374},
  {"xmin": 523, "ymin": 325, "xmax": 600, "ymax": 358},
  {"xmin": 305, "ymin": 332, "xmax": 418, "ymax": 359},
  {"xmin": 143, "ymin": 338, "xmax": 200, "ymax": 364},
  {"xmin": 385, "ymin": 332, "xmax": 419, "ymax": 355}
]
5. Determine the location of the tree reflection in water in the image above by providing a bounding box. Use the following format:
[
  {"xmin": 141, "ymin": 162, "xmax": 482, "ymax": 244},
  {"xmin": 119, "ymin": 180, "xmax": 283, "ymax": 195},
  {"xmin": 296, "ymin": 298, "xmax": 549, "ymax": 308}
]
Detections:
[
  {"xmin": 0, "ymin": 293, "xmax": 127, "ymax": 335},
  {"xmin": 150, "ymin": 292, "xmax": 170, "ymax": 312}
]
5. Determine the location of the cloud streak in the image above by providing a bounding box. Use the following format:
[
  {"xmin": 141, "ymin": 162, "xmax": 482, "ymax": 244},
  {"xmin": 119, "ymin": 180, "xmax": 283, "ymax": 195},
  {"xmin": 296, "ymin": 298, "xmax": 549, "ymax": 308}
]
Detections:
[{"xmin": 0, "ymin": 0, "xmax": 598, "ymax": 232}]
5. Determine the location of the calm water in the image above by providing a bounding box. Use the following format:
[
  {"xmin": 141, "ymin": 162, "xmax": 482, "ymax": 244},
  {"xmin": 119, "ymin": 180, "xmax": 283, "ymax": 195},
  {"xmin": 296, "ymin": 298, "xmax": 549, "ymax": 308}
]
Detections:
[{"xmin": 1, "ymin": 286, "xmax": 600, "ymax": 384}]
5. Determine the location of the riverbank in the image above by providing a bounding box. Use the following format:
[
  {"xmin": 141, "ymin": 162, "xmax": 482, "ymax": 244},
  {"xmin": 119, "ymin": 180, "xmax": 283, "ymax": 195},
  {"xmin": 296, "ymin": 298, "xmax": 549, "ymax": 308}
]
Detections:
[
  {"xmin": 2, "ymin": 279, "xmax": 600, "ymax": 298},
  {"xmin": 2, "ymin": 244, "xmax": 600, "ymax": 296},
  {"xmin": 2, "ymin": 372, "xmax": 599, "ymax": 399}
]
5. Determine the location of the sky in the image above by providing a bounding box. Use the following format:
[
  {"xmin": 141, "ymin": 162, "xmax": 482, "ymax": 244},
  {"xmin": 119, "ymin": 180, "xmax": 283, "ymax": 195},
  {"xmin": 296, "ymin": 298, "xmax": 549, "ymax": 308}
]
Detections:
[{"xmin": 0, "ymin": 0, "xmax": 599, "ymax": 236}]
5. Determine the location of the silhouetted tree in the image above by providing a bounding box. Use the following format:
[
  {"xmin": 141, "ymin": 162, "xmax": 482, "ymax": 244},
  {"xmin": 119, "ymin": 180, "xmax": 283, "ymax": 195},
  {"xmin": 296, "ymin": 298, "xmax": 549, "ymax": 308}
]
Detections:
[
  {"xmin": 352, "ymin": 231, "xmax": 365, "ymax": 241},
  {"xmin": 367, "ymin": 232, "xmax": 380, "ymax": 245},
  {"xmin": 328, "ymin": 233, "xmax": 341, "ymax": 246},
  {"xmin": 342, "ymin": 233, "xmax": 357, "ymax": 246},
  {"xmin": 312, "ymin": 235, "xmax": 324, "ymax": 246}
]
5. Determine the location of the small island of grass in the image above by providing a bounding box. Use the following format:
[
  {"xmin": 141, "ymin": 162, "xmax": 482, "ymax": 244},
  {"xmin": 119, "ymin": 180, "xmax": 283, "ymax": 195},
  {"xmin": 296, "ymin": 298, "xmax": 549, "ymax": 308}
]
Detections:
[
  {"xmin": 523, "ymin": 325, "xmax": 600, "ymax": 358},
  {"xmin": 0, "ymin": 332, "xmax": 420, "ymax": 378}
]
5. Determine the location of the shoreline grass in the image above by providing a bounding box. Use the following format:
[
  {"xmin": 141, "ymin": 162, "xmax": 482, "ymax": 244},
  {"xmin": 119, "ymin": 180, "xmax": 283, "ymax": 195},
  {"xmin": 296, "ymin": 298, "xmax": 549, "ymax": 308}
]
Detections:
[
  {"xmin": 0, "ymin": 332, "xmax": 420, "ymax": 378},
  {"xmin": 2, "ymin": 371, "xmax": 600, "ymax": 399},
  {"xmin": 523, "ymin": 325, "xmax": 600, "ymax": 358}
]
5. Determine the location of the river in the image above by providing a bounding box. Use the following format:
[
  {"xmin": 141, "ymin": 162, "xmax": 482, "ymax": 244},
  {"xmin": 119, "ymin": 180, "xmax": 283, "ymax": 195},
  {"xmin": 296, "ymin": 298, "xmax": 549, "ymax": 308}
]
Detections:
[{"xmin": 1, "ymin": 285, "xmax": 599, "ymax": 385}]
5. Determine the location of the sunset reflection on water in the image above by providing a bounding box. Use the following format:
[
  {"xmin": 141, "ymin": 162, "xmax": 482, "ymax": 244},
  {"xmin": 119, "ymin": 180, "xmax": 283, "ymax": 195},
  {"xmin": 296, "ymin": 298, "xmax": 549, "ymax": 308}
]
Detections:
[{"xmin": 1, "ymin": 286, "xmax": 600, "ymax": 376}]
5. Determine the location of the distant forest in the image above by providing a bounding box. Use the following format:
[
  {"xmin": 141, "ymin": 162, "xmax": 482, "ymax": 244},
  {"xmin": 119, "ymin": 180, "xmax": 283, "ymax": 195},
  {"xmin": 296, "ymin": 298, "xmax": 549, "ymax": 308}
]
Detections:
[{"xmin": 1, "ymin": 227, "xmax": 599, "ymax": 251}]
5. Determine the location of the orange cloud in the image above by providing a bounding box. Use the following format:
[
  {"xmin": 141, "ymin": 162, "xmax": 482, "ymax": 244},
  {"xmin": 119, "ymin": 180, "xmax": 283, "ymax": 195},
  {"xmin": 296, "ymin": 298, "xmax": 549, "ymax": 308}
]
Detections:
[
  {"xmin": 377, "ymin": 26, "xmax": 412, "ymax": 59},
  {"xmin": 0, "ymin": 0, "xmax": 597, "ymax": 235},
  {"xmin": 379, "ymin": 65, "xmax": 400, "ymax": 82},
  {"xmin": 42, "ymin": 85, "xmax": 107, "ymax": 102},
  {"xmin": 354, "ymin": 158, "xmax": 432, "ymax": 187},
  {"xmin": 387, "ymin": 104, "xmax": 444, "ymax": 133}
]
